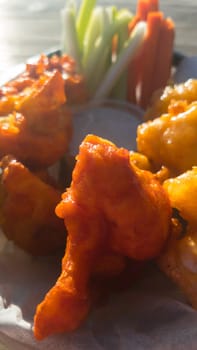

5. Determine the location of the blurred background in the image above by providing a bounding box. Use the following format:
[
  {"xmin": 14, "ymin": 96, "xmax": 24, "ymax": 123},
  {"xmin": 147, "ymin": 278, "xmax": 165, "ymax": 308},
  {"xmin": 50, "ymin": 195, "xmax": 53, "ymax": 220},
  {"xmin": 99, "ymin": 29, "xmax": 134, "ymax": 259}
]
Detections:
[{"xmin": 0, "ymin": 0, "xmax": 196, "ymax": 79}]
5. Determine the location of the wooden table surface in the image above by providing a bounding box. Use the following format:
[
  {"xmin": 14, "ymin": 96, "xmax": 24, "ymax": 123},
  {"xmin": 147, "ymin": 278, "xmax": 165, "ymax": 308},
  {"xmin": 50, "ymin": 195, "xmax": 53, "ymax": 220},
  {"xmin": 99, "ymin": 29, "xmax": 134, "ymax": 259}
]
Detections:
[{"xmin": 0, "ymin": 0, "xmax": 196, "ymax": 78}]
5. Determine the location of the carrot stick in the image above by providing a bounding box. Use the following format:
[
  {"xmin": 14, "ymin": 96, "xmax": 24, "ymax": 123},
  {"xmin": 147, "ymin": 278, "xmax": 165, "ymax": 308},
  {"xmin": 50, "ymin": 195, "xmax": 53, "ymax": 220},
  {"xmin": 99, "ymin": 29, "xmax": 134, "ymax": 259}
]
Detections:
[
  {"xmin": 128, "ymin": 0, "xmax": 150, "ymax": 33},
  {"xmin": 129, "ymin": 0, "xmax": 159, "ymax": 33},
  {"xmin": 127, "ymin": 0, "xmax": 149, "ymax": 102},
  {"xmin": 137, "ymin": 0, "xmax": 151, "ymax": 20},
  {"xmin": 151, "ymin": 17, "xmax": 175, "ymax": 92},
  {"xmin": 149, "ymin": 0, "xmax": 159, "ymax": 12},
  {"xmin": 138, "ymin": 12, "xmax": 163, "ymax": 108},
  {"xmin": 128, "ymin": 15, "xmax": 141, "ymax": 34},
  {"xmin": 127, "ymin": 0, "xmax": 161, "ymax": 104},
  {"xmin": 137, "ymin": 0, "xmax": 159, "ymax": 20}
]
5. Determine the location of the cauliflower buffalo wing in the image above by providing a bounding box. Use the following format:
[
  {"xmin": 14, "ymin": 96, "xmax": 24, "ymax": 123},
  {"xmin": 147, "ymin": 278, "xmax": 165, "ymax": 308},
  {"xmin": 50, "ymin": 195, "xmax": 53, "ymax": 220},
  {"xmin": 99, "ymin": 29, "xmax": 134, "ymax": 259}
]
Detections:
[
  {"xmin": 0, "ymin": 54, "xmax": 88, "ymax": 114},
  {"xmin": 144, "ymin": 79, "xmax": 197, "ymax": 120},
  {"xmin": 0, "ymin": 156, "xmax": 66, "ymax": 256},
  {"xmin": 0, "ymin": 71, "xmax": 72, "ymax": 168},
  {"xmin": 137, "ymin": 101, "xmax": 197, "ymax": 176},
  {"xmin": 34, "ymin": 134, "xmax": 171, "ymax": 339},
  {"xmin": 159, "ymin": 167, "xmax": 197, "ymax": 309}
]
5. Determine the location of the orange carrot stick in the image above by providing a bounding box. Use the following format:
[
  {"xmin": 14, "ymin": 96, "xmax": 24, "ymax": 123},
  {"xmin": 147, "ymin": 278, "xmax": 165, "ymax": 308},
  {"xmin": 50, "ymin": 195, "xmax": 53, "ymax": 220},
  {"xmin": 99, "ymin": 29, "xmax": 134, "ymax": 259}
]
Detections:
[
  {"xmin": 127, "ymin": 1, "xmax": 148, "ymax": 103},
  {"xmin": 127, "ymin": 0, "xmax": 162, "ymax": 104},
  {"xmin": 151, "ymin": 17, "xmax": 175, "ymax": 92},
  {"xmin": 137, "ymin": 0, "xmax": 159, "ymax": 20},
  {"xmin": 138, "ymin": 12, "xmax": 164, "ymax": 108},
  {"xmin": 149, "ymin": 0, "xmax": 159, "ymax": 12},
  {"xmin": 128, "ymin": 15, "xmax": 141, "ymax": 34},
  {"xmin": 128, "ymin": 0, "xmax": 159, "ymax": 33},
  {"xmin": 137, "ymin": 0, "xmax": 151, "ymax": 21}
]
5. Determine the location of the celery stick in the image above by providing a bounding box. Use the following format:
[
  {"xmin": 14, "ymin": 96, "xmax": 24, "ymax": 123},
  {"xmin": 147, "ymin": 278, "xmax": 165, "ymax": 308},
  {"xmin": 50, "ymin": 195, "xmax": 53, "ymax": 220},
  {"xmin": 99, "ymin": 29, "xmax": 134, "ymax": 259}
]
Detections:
[
  {"xmin": 85, "ymin": 6, "xmax": 118, "ymax": 92},
  {"xmin": 111, "ymin": 10, "xmax": 132, "ymax": 100},
  {"xmin": 115, "ymin": 9, "xmax": 133, "ymax": 52},
  {"xmin": 76, "ymin": 0, "xmax": 97, "ymax": 51},
  {"xmin": 65, "ymin": 0, "xmax": 77, "ymax": 16},
  {"xmin": 84, "ymin": 8, "xmax": 132, "ymax": 89},
  {"xmin": 111, "ymin": 33, "xmax": 128, "ymax": 100},
  {"xmin": 61, "ymin": 6, "xmax": 82, "ymax": 72},
  {"xmin": 82, "ymin": 7, "xmax": 105, "ymax": 68},
  {"xmin": 93, "ymin": 22, "xmax": 147, "ymax": 101},
  {"xmin": 105, "ymin": 6, "xmax": 117, "ymax": 24},
  {"xmin": 87, "ymin": 45, "xmax": 110, "ymax": 94},
  {"xmin": 84, "ymin": 22, "xmax": 114, "ymax": 84},
  {"xmin": 87, "ymin": 8, "xmax": 132, "ymax": 96}
]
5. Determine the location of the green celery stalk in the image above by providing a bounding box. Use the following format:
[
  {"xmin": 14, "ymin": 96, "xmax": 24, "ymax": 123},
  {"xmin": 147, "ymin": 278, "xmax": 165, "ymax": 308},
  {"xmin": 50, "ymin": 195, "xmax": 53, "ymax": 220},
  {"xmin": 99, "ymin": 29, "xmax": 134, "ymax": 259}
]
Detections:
[
  {"xmin": 61, "ymin": 4, "xmax": 82, "ymax": 72},
  {"xmin": 83, "ymin": 21, "xmax": 113, "ymax": 86},
  {"xmin": 105, "ymin": 6, "xmax": 117, "ymax": 24},
  {"xmin": 93, "ymin": 22, "xmax": 147, "ymax": 101},
  {"xmin": 84, "ymin": 7, "xmax": 132, "ymax": 92},
  {"xmin": 76, "ymin": 0, "xmax": 97, "ymax": 52},
  {"xmin": 87, "ymin": 44, "xmax": 110, "ymax": 93},
  {"xmin": 84, "ymin": 6, "xmax": 118, "ymax": 92},
  {"xmin": 111, "ymin": 9, "xmax": 133, "ymax": 100},
  {"xmin": 84, "ymin": 6, "xmax": 132, "ymax": 95},
  {"xmin": 114, "ymin": 9, "xmax": 133, "ymax": 54},
  {"xmin": 82, "ymin": 7, "xmax": 105, "ymax": 68}
]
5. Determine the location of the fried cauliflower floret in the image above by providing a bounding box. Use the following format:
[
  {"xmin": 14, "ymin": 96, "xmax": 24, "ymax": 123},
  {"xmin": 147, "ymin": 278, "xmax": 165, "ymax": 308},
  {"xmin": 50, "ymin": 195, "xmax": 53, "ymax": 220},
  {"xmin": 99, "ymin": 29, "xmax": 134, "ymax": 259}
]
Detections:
[
  {"xmin": 129, "ymin": 153, "xmax": 170, "ymax": 183},
  {"xmin": 158, "ymin": 220, "xmax": 197, "ymax": 309},
  {"xmin": 15, "ymin": 70, "xmax": 66, "ymax": 127},
  {"xmin": 159, "ymin": 167, "xmax": 197, "ymax": 308},
  {"xmin": 145, "ymin": 79, "xmax": 197, "ymax": 120},
  {"xmin": 137, "ymin": 101, "xmax": 197, "ymax": 176},
  {"xmin": 129, "ymin": 151, "xmax": 151, "ymax": 171},
  {"xmin": 0, "ymin": 156, "xmax": 66, "ymax": 256},
  {"xmin": 0, "ymin": 71, "xmax": 72, "ymax": 168},
  {"xmin": 163, "ymin": 167, "xmax": 197, "ymax": 228},
  {"xmin": 24, "ymin": 54, "xmax": 89, "ymax": 105},
  {"xmin": 0, "ymin": 110, "xmax": 71, "ymax": 169},
  {"xmin": 0, "ymin": 54, "xmax": 88, "ymax": 116},
  {"xmin": 34, "ymin": 134, "xmax": 171, "ymax": 340}
]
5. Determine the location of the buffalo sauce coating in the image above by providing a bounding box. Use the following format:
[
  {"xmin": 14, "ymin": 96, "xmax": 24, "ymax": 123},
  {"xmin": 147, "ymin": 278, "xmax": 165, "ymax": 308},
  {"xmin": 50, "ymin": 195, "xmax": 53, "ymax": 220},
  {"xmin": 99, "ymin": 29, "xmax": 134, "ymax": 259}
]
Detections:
[{"xmin": 34, "ymin": 134, "xmax": 171, "ymax": 340}]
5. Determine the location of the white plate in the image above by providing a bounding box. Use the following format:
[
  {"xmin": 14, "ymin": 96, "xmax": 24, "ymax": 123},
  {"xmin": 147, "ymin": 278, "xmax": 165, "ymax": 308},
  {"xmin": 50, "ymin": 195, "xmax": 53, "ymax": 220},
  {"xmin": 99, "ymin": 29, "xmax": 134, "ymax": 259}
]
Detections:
[
  {"xmin": 0, "ymin": 60, "xmax": 197, "ymax": 350},
  {"xmin": 0, "ymin": 101, "xmax": 145, "ymax": 350}
]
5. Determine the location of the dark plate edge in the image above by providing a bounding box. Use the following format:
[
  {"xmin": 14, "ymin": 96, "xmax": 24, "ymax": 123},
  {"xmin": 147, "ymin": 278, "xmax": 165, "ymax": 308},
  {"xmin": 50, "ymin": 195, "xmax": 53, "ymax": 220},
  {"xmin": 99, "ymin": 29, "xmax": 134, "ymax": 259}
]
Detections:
[{"xmin": 0, "ymin": 48, "xmax": 185, "ymax": 87}]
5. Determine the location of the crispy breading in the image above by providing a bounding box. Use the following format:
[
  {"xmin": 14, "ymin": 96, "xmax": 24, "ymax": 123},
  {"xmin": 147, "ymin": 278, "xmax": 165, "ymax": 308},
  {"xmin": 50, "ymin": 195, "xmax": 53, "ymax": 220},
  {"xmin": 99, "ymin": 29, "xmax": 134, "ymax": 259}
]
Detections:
[
  {"xmin": 144, "ymin": 79, "xmax": 197, "ymax": 120},
  {"xmin": 137, "ymin": 101, "xmax": 197, "ymax": 176},
  {"xmin": 158, "ymin": 167, "xmax": 197, "ymax": 308},
  {"xmin": 129, "ymin": 151, "xmax": 151, "ymax": 171},
  {"xmin": 163, "ymin": 167, "xmax": 197, "ymax": 227}
]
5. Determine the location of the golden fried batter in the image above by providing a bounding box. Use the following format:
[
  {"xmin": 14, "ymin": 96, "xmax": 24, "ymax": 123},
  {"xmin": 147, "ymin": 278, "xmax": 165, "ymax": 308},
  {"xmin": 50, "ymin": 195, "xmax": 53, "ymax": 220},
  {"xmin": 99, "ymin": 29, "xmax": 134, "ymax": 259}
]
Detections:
[
  {"xmin": 158, "ymin": 167, "xmax": 197, "ymax": 308},
  {"xmin": 0, "ymin": 156, "xmax": 66, "ymax": 255},
  {"xmin": 34, "ymin": 134, "xmax": 171, "ymax": 340},
  {"xmin": 129, "ymin": 151, "xmax": 151, "ymax": 171},
  {"xmin": 158, "ymin": 220, "xmax": 197, "ymax": 309},
  {"xmin": 164, "ymin": 167, "xmax": 197, "ymax": 227},
  {"xmin": 145, "ymin": 79, "xmax": 197, "ymax": 120},
  {"xmin": 137, "ymin": 101, "xmax": 197, "ymax": 176}
]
